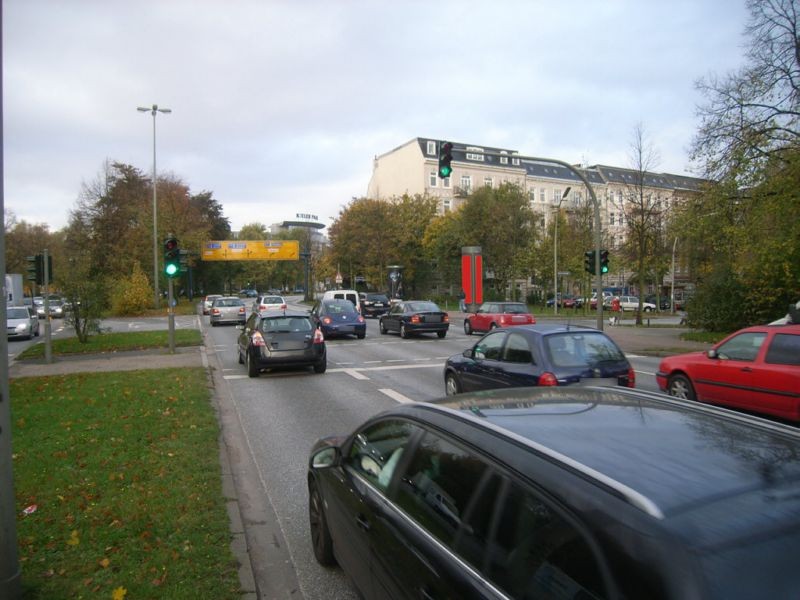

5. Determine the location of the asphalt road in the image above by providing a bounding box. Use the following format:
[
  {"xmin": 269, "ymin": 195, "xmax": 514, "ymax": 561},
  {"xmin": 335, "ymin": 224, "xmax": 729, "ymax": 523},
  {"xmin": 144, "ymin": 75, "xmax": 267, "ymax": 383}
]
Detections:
[{"xmin": 202, "ymin": 301, "xmax": 675, "ymax": 599}]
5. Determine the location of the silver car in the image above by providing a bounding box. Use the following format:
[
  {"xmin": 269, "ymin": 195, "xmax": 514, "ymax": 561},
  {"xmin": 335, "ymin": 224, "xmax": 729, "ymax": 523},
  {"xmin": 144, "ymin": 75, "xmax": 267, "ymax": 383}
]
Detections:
[
  {"xmin": 7, "ymin": 306, "xmax": 40, "ymax": 339},
  {"xmin": 209, "ymin": 296, "xmax": 247, "ymax": 326}
]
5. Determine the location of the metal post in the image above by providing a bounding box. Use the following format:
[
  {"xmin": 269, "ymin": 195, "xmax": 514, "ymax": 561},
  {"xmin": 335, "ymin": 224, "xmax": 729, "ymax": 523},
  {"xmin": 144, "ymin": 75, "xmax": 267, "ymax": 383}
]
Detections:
[
  {"xmin": 168, "ymin": 278, "xmax": 175, "ymax": 353},
  {"xmin": 670, "ymin": 237, "xmax": 677, "ymax": 314},
  {"xmin": 43, "ymin": 249, "xmax": 52, "ymax": 364}
]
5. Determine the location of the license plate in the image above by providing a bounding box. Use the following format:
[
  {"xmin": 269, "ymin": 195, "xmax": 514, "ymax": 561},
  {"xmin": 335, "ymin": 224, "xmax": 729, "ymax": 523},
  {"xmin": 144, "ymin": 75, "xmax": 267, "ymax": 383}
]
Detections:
[{"xmin": 576, "ymin": 377, "xmax": 618, "ymax": 387}]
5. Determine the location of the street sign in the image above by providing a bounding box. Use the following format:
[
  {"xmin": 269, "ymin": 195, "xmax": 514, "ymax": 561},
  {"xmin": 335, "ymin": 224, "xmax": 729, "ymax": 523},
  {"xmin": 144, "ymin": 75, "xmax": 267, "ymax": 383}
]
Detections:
[{"xmin": 201, "ymin": 240, "xmax": 300, "ymax": 261}]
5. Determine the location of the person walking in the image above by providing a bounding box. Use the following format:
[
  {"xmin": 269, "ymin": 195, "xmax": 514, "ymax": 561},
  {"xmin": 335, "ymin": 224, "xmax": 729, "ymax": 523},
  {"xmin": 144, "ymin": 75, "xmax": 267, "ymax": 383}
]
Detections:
[
  {"xmin": 458, "ymin": 289, "xmax": 466, "ymax": 312},
  {"xmin": 610, "ymin": 296, "xmax": 621, "ymax": 326}
]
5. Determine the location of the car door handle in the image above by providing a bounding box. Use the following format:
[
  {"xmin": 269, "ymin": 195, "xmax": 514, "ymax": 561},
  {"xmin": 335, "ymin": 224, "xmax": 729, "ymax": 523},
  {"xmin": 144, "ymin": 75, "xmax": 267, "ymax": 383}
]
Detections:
[
  {"xmin": 740, "ymin": 367, "xmax": 753, "ymax": 372},
  {"xmin": 355, "ymin": 514, "xmax": 371, "ymax": 532}
]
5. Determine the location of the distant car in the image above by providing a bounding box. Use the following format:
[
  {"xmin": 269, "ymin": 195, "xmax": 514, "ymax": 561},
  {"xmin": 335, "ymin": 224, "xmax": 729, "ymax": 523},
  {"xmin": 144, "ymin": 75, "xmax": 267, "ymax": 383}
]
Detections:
[
  {"xmin": 379, "ymin": 301, "xmax": 449, "ymax": 339},
  {"xmin": 463, "ymin": 302, "xmax": 535, "ymax": 335},
  {"xmin": 209, "ymin": 296, "xmax": 247, "ymax": 326},
  {"xmin": 645, "ymin": 295, "xmax": 671, "ymax": 311},
  {"xmin": 239, "ymin": 289, "xmax": 258, "ymax": 298},
  {"xmin": 311, "ymin": 299, "xmax": 366, "ymax": 339},
  {"xmin": 202, "ymin": 294, "xmax": 222, "ymax": 315},
  {"xmin": 444, "ymin": 324, "xmax": 634, "ymax": 396},
  {"xmin": 7, "ymin": 306, "xmax": 40, "ymax": 340},
  {"xmin": 237, "ymin": 310, "xmax": 326, "ymax": 377},
  {"xmin": 252, "ymin": 294, "xmax": 287, "ymax": 313},
  {"xmin": 656, "ymin": 323, "xmax": 800, "ymax": 422},
  {"xmin": 33, "ymin": 298, "xmax": 64, "ymax": 319},
  {"xmin": 361, "ymin": 293, "xmax": 390, "ymax": 318},
  {"xmin": 308, "ymin": 386, "xmax": 800, "ymax": 600},
  {"xmin": 617, "ymin": 295, "xmax": 656, "ymax": 312}
]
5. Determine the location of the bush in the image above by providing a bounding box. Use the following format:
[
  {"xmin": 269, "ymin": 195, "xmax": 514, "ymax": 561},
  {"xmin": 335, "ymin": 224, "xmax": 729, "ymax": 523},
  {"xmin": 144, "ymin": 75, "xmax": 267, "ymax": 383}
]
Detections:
[{"xmin": 110, "ymin": 262, "xmax": 153, "ymax": 316}]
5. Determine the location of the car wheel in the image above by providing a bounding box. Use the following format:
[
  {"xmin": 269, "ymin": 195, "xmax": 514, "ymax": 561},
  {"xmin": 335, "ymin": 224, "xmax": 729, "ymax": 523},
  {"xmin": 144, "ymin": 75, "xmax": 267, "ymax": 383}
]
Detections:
[
  {"xmin": 238, "ymin": 347, "xmax": 244, "ymax": 365},
  {"xmin": 246, "ymin": 351, "xmax": 259, "ymax": 378},
  {"xmin": 379, "ymin": 320, "xmax": 387, "ymax": 334},
  {"xmin": 464, "ymin": 320, "xmax": 473, "ymax": 335},
  {"xmin": 437, "ymin": 331, "xmax": 447, "ymax": 339},
  {"xmin": 644, "ymin": 307, "xmax": 652, "ymax": 313},
  {"xmin": 357, "ymin": 332, "xmax": 366, "ymax": 339},
  {"xmin": 445, "ymin": 372, "xmax": 461, "ymax": 396},
  {"xmin": 400, "ymin": 323, "xmax": 410, "ymax": 339},
  {"xmin": 309, "ymin": 481, "xmax": 336, "ymax": 566},
  {"xmin": 313, "ymin": 359, "xmax": 327, "ymax": 374},
  {"xmin": 668, "ymin": 374, "xmax": 695, "ymax": 401}
]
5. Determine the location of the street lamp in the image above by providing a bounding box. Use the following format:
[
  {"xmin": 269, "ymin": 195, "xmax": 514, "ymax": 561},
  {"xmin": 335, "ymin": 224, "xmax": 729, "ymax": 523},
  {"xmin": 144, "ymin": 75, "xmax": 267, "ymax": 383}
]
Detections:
[
  {"xmin": 553, "ymin": 186, "xmax": 571, "ymax": 315},
  {"xmin": 137, "ymin": 104, "xmax": 171, "ymax": 309}
]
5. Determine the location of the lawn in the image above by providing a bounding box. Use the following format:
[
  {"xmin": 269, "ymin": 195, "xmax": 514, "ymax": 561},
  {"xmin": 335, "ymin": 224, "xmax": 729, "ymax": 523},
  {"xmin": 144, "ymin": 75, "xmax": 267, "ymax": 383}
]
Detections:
[
  {"xmin": 11, "ymin": 368, "xmax": 241, "ymax": 599},
  {"xmin": 17, "ymin": 330, "xmax": 203, "ymax": 360}
]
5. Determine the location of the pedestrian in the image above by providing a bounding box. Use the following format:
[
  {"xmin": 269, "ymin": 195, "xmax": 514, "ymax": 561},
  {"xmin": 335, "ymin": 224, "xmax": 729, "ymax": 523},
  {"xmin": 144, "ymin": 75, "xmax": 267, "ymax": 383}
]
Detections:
[
  {"xmin": 610, "ymin": 296, "xmax": 621, "ymax": 326},
  {"xmin": 458, "ymin": 290, "xmax": 466, "ymax": 312}
]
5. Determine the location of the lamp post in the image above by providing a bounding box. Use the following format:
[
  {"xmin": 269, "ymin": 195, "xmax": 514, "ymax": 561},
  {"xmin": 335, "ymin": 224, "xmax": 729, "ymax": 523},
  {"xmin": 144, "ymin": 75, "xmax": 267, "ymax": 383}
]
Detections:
[
  {"xmin": 137, "ymin": 104, "xmax": 171, "ymax": 309},
  {"xmin": 553, "ymin": 187, "xmax": 571, "ymax": 315},
  {"xmin": 670, "ymin": 236, "xmax": 677, "ymax": 314}
]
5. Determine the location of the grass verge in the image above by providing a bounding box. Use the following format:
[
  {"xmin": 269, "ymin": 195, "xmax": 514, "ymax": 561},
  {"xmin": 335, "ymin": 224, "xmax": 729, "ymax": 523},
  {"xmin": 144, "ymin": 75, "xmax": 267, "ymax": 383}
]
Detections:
[
  {"xmin": 12, "ymin": 368, "xmax": 240, "ymax": 599},
  {"xmin": 18, "ymin": 330, "xmax": 203, "ymax": 360}
]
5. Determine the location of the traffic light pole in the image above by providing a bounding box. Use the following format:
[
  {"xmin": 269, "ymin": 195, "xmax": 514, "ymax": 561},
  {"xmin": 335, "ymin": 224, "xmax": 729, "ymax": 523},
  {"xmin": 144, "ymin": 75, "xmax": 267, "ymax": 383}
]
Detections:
[
  {"xmin": 43, "ymin": 249, "xmax": 53, "ymax": 364},
  {"xmin": 168, "ymin": 278, "xmax": 175, "ymax": 354}
]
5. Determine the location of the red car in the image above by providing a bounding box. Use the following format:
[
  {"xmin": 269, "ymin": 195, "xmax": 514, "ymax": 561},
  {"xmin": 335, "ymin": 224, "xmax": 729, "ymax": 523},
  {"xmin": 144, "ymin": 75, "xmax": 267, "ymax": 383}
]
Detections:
[
  {"xmin": 656, "ymin": 323, "xmax": 800, "ymax": 421},
  {"xmin": 463, "ymin": 301, "xmax": 535, "ymax": 335}
]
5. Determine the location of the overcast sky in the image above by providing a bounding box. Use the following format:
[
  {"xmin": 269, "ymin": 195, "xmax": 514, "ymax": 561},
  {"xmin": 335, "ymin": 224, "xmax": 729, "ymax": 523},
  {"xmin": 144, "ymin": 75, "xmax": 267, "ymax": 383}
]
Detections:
[{"xmin": 4, "ymin": 0, "xmax": 749, "ymax": 233}]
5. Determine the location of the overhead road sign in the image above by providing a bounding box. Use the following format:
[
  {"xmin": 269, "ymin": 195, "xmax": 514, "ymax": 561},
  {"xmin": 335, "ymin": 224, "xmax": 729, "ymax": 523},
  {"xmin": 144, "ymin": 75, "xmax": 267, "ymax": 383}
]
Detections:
[{"xmin": 201, "ymin": 240, "xmax": 300, "ymax": 261}]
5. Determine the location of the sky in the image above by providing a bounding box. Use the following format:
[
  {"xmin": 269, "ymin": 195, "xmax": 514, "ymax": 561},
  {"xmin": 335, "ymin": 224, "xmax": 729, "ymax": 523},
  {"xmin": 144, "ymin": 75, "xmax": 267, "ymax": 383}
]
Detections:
[{"xmin": 3, "ymin": 0, "xmax": 750, "ymax": 233}]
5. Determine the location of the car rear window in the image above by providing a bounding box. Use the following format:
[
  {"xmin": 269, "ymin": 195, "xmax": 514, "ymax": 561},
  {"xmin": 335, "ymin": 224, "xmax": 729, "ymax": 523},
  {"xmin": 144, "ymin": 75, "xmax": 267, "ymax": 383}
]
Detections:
[
  {"xmin": 366, "ymin": 294, "xmax": 389, "ymax": 302},
  {"xmin": 546, "ymin": 333, "xmax": 626, "ymax": 368},
  {"xmin": 261, "ymin": 317, "xmax": 311, "ymax": 333},
  {"xmin": 324, "ymin": 300, "xmax": 356, "ymax": 314},
  {"xmin": 216, "ymin": 298, "xmax": 243, "ymax": 307},
  {"xmin": 407, "ymin": 302, "xmax": 439, "ymax": 312},
  {"xmin": 501, "ymin": 303, "xmax": 528, "ymax": 314},
  {"xmin": 765, "ymin": 333, "xmax": 800, "ymax": 366},
  {"xmin": 261, "ymin": 296, "xmax": 283, "ymax": 304}
]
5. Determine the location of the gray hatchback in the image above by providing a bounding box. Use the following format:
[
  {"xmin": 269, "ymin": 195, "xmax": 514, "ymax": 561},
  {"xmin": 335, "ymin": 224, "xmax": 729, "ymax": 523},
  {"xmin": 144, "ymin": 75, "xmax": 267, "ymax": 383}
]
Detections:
[{"xmin": 209, "ymin": 296, "xmax": 246, "ymax": 326}]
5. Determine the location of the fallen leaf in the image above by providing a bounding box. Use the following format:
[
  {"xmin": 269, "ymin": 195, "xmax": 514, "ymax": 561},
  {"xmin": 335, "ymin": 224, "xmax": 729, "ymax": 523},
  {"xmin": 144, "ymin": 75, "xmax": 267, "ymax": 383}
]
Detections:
[
  {"xmin": 66, "ymin": 530, "xmax": 79, "ymax": 547},
  {"xmin": 99, "ymin": 558, "xmax": 110, "ymax": 569},
  {"xmin": 112, "ymin": 586, "xmax": 127, "ymax": 600}
]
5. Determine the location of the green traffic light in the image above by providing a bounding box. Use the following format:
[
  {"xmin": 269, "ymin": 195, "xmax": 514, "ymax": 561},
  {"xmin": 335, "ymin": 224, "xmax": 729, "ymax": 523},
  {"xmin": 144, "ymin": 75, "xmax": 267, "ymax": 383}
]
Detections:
[
  {"xmin": 165, "ymin": 263, "xmax": 179, "ymax": 276},
  {"xmin": 439, "ymin": 165, "xmax": 452, "ymax": 178}
]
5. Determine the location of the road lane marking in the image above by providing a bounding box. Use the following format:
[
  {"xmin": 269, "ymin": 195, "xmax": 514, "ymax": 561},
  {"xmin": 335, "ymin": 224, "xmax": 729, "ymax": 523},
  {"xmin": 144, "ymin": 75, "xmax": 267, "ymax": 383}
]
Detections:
[
  {"xmin": 380, "ymin": 388, "xmax": 415, "ymax": 404},
  {"xmin": 343, "ymin": 368, "xmax": 370, "ymax": 380},
  {"xmin": 223, "ymin": 362, "xmax": 444, "ymax": 380}
]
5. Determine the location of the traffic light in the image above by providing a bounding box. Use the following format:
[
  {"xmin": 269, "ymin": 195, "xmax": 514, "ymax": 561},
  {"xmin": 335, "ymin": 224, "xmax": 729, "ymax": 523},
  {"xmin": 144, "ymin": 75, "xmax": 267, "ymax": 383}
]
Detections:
[
  {"xmin": 584, "ymin": 250, "xmax": 595, "ymax": 274},
  {"xmin": 163, "ymin": 236, "xmax": 180, "ymax": 278},
  {"xmin": 438, "ymin": 141, "xmax": 453, "ymax": 178},
  {"xmin": 600, "ymin": 249, "xmax": 610, "ymax": 274},
  {"xmin": 26, "ymin": 255, "xmax": 42, "ymax": 284}
]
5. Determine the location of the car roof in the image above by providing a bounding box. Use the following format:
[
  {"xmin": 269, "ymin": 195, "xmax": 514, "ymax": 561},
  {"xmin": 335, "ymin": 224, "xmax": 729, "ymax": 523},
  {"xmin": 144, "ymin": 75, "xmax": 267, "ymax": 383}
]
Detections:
[
  {"xmin": 498, "ymin": 323, "xmax": 600, "ymax": 336},
  {"xmin": 257, "ymin": 309, "xmax": 309, "ymax": 318},
  {"xmin": 390, "ymin": 387, "xmax": 800, "ymax": 527}
]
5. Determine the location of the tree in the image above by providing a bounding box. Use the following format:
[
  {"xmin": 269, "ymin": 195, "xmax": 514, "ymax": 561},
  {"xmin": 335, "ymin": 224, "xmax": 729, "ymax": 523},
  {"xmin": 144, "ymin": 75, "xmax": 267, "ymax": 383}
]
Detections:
[
  {"xmin": 692, "ymin": 0, "xmax": 800, "ymax": 182},
  {"xmin": 621, "ymin": 124, "xmax": 665, "ymax": 324}
]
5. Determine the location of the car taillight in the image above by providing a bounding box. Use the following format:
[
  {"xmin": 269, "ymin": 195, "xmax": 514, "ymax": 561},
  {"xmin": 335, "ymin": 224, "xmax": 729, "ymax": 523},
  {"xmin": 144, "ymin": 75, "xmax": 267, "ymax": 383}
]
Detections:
[
  {"xmin": 251, "ymin": 331, "xmax": 266, "ymax": 347},
  {"xmin": 259, "ymin": 305, "xmax": 267, "ymax": 311},
  {"xmin": 411, "ymin": 315, "xmax": 420, "ymax": 323},
  {"xmin": 539, "ymin": 372, "xmax": 558, "ymax": 386},
  {"xmin": 626, "ymin": 367, "xmax": 636, "ymax": 388},
  {"xmin": 531, "ymin": 316, "xmax": 536, "ymax": 324},
  {"xmin": 322, "ymin": 317, "xmax": 332, "ymax": 325},
  {"xmin": 357, "ymin": 316, "xmax": 365, "ymax": 323},
  {"xmin": 313, "ymin": 329, "xmax": 325, "ymax": 344},
  {"xmin": 500, "ymin": 315, "xmax": 510, "ymax": 325},
  {"xmin": 443, "ymin": 314, "xmax": 449, "ymax": 323},
  {"xmin": 280, "ymin": 304, "xmax": 287, "ymax": 309}
]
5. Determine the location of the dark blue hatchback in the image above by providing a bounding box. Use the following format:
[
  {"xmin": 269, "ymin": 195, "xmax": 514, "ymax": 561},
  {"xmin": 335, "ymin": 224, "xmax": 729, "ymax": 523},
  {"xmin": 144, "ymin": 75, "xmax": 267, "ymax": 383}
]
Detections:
[
  {"xmin": 311, "ymin": 299, "xmax": 367, "ymax": 339},
  {"xmin": 444, "ymin": 324, "xmax": 634, "ymax": 395}
]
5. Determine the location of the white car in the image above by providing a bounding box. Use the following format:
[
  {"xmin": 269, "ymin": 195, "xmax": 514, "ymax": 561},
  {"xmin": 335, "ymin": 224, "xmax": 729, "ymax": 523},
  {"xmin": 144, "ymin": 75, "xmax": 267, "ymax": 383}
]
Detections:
[
  {"xmin": 252, "ymin": 294, "xmax": 287, "ymax": 313},
  {"xmin": 203, "ymin": 294, "xmax": 222, "ymax": 315},
  {"xmin": 7, "ymin": 306, "xmax": 40, "ymax": 339},
  {"xmin": 617, "ymin": 295, "xmax": 656, "ymax": 312}
]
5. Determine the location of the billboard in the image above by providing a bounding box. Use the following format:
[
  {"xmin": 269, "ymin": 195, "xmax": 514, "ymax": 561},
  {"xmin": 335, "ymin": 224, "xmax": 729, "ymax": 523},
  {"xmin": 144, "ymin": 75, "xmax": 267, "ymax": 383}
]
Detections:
[{"xmin": 201, "ymin": 240, "xmax": 299, "ymax": 261}]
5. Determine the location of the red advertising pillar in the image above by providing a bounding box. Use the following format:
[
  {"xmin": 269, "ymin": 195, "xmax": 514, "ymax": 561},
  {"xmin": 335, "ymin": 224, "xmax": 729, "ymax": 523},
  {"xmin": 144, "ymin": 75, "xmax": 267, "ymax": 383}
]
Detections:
[{"xmin": 461, "ymin": 246, "xmax": 483, "ymax": 312}]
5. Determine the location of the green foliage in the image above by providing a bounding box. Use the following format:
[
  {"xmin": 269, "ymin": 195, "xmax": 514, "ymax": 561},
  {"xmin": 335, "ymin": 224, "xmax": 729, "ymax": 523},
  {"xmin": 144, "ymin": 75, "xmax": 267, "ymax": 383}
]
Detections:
[
  {"xmin": 685, "ymin": 265, "xmax": 749, "ymax": 331},
  {"xmin": 110, "ymin": 261, "xmax": 153, "ymax": 316}
]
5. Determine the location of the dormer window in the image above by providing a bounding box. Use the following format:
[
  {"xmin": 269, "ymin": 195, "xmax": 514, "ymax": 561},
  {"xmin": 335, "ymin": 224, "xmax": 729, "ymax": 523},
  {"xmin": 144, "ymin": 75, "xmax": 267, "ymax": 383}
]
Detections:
[
  {"xmin": 426, "ymin": 140, "xmax": 436, "ymax": 156},
  {"xmin": 500, "ymin": 151, "xmax": 508, "ymax": 165},
  {"xmin": 465, "ymin": 146, "xmax": 485, "ymax": 161},
  {"xmin": 512, "ymin": 153, "xmax": 520, "ymax": 166}
]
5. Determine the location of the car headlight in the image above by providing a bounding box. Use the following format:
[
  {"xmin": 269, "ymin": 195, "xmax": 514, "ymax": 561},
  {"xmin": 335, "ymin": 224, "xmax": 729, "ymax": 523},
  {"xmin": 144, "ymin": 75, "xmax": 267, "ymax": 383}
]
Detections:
[{"xmin": 15, "ymin": 324, "xmax": 27, "ymax": 333}]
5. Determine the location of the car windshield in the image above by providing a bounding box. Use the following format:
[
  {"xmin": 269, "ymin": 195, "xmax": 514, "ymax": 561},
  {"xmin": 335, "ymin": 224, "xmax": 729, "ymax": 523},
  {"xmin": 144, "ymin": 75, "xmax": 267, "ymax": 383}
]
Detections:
[
  {"xmin": 7, "ymin": 308, "xmax": 29, "ymax": 319},
  {"xmin": 500, "ymin": 303, "xmax": 528, "ymax": 314},
  {"xmin": 407, "ymin": 302, "xmax": 439, "ymax": 312},
  {"xmin": 546, "ymin": 333, "xmax": 626, "ymax": 368},
  {"xmin": 261, "ymin": 316, "xmax": 312, "ymax": 333}
]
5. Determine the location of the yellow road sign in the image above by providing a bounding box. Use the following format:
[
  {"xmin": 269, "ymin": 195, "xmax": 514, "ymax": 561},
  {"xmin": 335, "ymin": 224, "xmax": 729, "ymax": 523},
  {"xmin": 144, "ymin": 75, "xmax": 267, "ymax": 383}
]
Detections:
[{"xmin": 201, "ymin": 240, "xmax": 300, "ymax": 261}]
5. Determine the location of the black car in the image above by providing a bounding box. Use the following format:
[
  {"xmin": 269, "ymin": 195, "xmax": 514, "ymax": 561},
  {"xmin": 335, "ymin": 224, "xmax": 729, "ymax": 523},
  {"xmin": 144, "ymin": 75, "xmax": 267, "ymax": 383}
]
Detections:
[
  {"xmin": 237, "ymin": 310, "xmax": 326, "ymax": 377},
  {"xmin": 645, "ymin": 294, "xmax": 671, "ymax": 311},
  {"xmin": 444, "ymin": 324, "xmax": 634, "ymax": 396},
  {"xmin": 378, "ymin": 300, "xmax": 449, "ymax": 339},
  {"xmin": 361, "ymin": 293, "xmax": 390, "ymax": 318},
  {"xmin": 308, "ymin": 386, "xmax": 800, "ymax": 599},
  {"xmin": 311, "ymin": 299, "xmax": 367, "ymax": 339}
]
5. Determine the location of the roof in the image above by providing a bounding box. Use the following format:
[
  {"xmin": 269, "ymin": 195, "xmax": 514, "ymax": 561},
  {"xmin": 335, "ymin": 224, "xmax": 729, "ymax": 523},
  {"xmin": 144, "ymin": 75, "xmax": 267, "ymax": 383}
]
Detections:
[{"xmin": 423, "ymin": 387, "xmax": 800, "ymax": 520}]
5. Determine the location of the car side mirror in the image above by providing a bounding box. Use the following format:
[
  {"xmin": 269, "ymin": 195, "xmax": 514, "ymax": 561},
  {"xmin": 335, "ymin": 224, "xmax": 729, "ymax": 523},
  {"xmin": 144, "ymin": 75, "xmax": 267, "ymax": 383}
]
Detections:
[
  {"xmin": 310, "ymin": 446, "xmax": 341, "ymax": 469},
  {"xmin": 707, "ymin": 349, "xmax": 718, "ymax": 359}
]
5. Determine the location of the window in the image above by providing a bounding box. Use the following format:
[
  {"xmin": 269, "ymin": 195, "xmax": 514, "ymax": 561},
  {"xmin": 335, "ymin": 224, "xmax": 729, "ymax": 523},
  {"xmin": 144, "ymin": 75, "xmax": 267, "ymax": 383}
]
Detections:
[
  {"xmin": 503, "ymin": 333, "xmax": 533, "ymax": 364},
  {"xmin": 346, "ymin": 419, "xmax": 419, "ymax": 491},
  {"xmin": 487, "ymin": 478, "xmax": 606, "ymax": 599},
  {"xmin": 466, "ymin": 146, "xmax": 485, "ymax": 161},
  {"xmin": 553, "ymin": 189, "xmax": 561, "ymax": 203},
  {"xmin": 426, "ymin": 140, "xmax": 436, "ymax": 155},
  {"xmin": 473, "ymin": 331, "xmax": 506, "ymax": 360},
  {"xmin": 610, "ymin": 213, "xmax": 615, "ymax": 226},
  {"xmin": 429, "ymin": 170, "xmax": 437, "ymax": 187},
  {"xmin": 460, "ymin": 175, "xmax": 472, "ymax": 193},
  {"xmin": 512, "ymin": 154, "xmax": 520, "ymax": 166},
  {"xmin": 500, "ymin": 151, "xmax": 508, "ymax": 165},
  {"xmin": 443, "ymin": 176, "xmax": 451, "ymax": 188},
  {"xmin": 716, "ymin": 332, "xmax": 767, "ymax": 362},
  {"xmin": 540, "ymin": 188, "xmax": 546, "ymax": 203},
  {"xmin": 484, "ymin": 177, "xmax": 493, "ymax": 188},
  {"xmin": 528, "ymin": 190, "xmax": 536, "ymax": 203},
  {"xmin": 765, "ymin": 334, "xmax": 800, "ymax": 366},
  {"xmin": 395, "ymin": 431, "xmax": 490, "ymax": 545},
  {"xmin": 443, "ymin": 199, "xmax": 451, "ymax": 213}
]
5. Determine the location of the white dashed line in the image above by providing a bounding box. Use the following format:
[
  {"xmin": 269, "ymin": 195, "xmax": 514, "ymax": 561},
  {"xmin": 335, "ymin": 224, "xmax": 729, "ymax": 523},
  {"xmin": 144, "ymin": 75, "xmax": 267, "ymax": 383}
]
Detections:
[{"xmin": 379, "ymin": 388, "xmax": 416, "ymax": 404}]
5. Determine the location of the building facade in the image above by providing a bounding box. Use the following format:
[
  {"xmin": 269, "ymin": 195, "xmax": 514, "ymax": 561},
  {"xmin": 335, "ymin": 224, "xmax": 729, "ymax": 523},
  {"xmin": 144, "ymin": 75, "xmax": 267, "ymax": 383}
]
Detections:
[{"xmin": 367, "ymin": 137, "xmax": 705, "ymax": 300}]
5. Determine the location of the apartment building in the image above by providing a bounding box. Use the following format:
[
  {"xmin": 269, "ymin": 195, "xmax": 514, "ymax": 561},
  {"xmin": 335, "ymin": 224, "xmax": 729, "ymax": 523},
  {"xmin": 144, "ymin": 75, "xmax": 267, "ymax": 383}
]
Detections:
[{"xmin": 367, "ymin": 137, "xmax": 706, "ymax": 297}]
